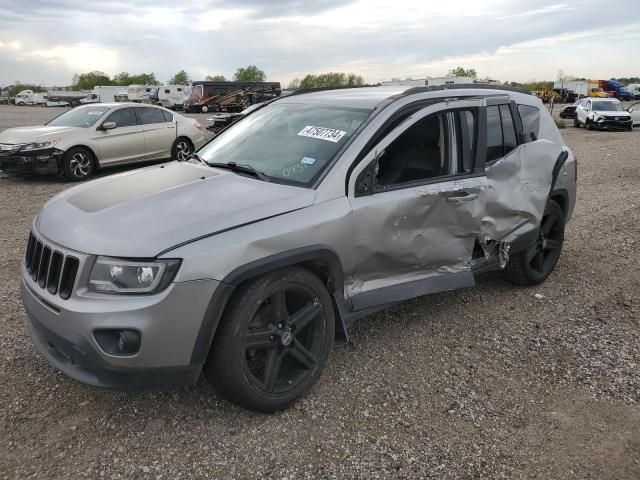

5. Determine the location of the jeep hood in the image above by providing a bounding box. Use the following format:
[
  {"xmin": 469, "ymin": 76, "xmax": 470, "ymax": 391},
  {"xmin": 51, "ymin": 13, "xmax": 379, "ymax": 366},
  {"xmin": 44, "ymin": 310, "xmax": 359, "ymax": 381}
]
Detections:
[
  {"xmin": 0, "ymin": 125, "xmax": 80, "ymax": 143},
  {"xmin": 36, "ymin": 162, "xmax": 316, "ymax": 257}
]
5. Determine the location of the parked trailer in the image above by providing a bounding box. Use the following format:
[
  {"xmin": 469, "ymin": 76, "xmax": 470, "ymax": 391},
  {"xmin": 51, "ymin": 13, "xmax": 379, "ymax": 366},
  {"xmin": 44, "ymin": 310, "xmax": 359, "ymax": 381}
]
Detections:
[
  {"xmin": 45, "ymin": 90, "xmax": 90, "ymax": 107},
  {"xmin": 553, "ymin": 80, "xmax": 609, "ymax": 102},
  {"xmin": 185, "ymin": 81, "xmax": 281, "ymax": 113},
  {"xmin": 157, "ymin": 85, "xmax": 187, "ymax": 110},
  {"xmin": 127, "ymin": 85, "xmax": 159, "ymax": 103},
  {"xmin": 80, "ymin": 86, "xmax": 128, "ymax": 104}
]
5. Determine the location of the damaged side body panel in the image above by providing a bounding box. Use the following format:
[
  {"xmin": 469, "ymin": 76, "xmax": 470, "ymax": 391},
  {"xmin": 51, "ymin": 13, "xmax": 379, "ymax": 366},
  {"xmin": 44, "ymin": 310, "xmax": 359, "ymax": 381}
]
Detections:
[{"xmin": 478, "ymin": 140, "xmax": 561, "ymax": 262}]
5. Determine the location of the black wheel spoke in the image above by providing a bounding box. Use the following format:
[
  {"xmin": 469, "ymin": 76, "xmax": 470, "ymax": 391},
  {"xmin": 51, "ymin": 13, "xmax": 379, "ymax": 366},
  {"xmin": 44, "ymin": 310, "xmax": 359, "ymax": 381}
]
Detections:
[
  {"xmin": 533, "ymin": 251, "xmax": 544, "ymax": 273},
  {"xmin": 544, "ymin": 239, "xmax": 561, "ymax": 251},
  {"xmin": 288, "ymin": 339, "xmax": 316, "ymax": 370},
  {"xmin": 244, "ymin": 328, "xmax": 275, "ymax": 350},
  {"xmin": 270, "ymin": 289, "xmax": 288, "ymax": 324},
  {"xmin": 263, "ymin": 350, "xmax": 284, "ymax": 392},
  {"xmin": 288, "ymin": 302, "xmax": 321, "ymax": 332},
  {"xmin": 527, "ymin": 244, "xmax": 540, "ymax": 262},
  {"xmin": 541, "ymin": 216, "xmax": 555, "ymax": 235}
]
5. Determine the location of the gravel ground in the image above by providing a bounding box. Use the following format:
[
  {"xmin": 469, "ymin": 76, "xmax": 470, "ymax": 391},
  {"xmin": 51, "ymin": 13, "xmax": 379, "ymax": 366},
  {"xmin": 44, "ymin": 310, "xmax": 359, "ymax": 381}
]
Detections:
[{"xmin": 1, "ymin": 105, "xmax": 639, "ymax": 479}]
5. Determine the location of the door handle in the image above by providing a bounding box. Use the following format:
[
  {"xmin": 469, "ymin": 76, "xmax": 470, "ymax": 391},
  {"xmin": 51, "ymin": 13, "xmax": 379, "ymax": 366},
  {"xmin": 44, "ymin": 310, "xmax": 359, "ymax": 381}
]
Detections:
[{"xmin": 446, "ymin": 191, "xmax": 478, "ymax": 203}]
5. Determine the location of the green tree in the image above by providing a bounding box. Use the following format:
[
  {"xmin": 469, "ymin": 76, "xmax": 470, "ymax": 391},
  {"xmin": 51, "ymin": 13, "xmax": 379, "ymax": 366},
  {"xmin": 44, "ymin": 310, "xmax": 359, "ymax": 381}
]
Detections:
[
  {"xmin": 74, "ymin": 71, "xmax": 113, "ymax": 89},
  {"xmin": 298, "ymin": 72, "xmax": 364, "ymax": 89},
  {"xmin": 448, "ymin": 66, "xmax": 477, "ymax": 79},
  {"xmin": 9, "ymin": 83, "xmax": 46, "ymax": 96},
  {"xmin": 287, "ymin": 78, "xmax": 301, "ymax": 90},
  {"xmin": 113, "ymin": 72, "xmax": 132, "ymax": 86},
  {"xmin": 233, "ymin": 65, "xmax": 266, "ymax": 82},
  {"xmin": 168, "ymin": 70, "xmax": 190, "ymax": 85},
  {"xmin": 205, "ymin": 74, "xmax": 226, "ymax": 81}
]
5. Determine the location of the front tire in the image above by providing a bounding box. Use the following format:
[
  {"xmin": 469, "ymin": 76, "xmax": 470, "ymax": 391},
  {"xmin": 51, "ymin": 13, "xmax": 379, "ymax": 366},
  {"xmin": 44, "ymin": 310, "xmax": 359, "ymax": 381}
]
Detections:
[
  {"xmin": 573, "ymin": 118, "xmax": 580, "ymax": 128},
  {"xmin": 200, "ymin": 105, "xmax": 209, "ymax": 113},
  {"xmin": 206, "ymin": 267, "xmax": 335, "ymax": 412},
  {"xmin": 62, "ymin": 147, "xmax": 95, "ymax": 181},
  {"xmin": 504, "ymin": 200, "xmax": 565, "ymax": 286}
]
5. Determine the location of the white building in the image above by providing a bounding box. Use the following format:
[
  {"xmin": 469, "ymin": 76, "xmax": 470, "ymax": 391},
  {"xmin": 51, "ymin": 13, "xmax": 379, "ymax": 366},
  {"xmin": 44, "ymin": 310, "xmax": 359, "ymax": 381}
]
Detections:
[{"xmin": 380, "ymin": 78, "xmax": 427, "ymax": 87}]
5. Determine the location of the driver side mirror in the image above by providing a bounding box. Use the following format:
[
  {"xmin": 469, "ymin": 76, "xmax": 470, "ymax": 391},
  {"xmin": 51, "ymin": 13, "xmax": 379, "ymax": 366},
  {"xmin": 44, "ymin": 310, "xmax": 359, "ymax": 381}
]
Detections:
[{"xmin": 101, "ymin": 121, "xmax": 116, "ymax": 130}]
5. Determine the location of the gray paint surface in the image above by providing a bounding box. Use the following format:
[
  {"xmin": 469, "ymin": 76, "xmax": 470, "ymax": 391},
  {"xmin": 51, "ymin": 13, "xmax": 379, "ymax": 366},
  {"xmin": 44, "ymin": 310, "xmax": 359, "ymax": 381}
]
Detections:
[{"xmin": 37, "ymin": 161, "xmax": 316, "ymax": 257}]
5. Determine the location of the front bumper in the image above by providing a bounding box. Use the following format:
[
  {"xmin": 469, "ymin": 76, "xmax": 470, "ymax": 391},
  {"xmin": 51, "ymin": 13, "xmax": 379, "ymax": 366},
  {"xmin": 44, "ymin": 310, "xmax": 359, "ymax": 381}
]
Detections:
[
  {"xmin": 21, "ymin": 247, "xmax": 220, "ymax": 390},
  {"xmin": 594, "ymin": 118, "xmax": 633, "ymax": 130},
  {"xmin": 0, "ymin": 148, "xmax": 63, "ymax": 174}
]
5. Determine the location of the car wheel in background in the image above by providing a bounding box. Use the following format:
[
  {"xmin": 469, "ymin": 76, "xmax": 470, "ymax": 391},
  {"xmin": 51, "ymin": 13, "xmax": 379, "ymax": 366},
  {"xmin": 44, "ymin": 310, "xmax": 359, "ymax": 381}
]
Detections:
[
  {"xmin": 206, "ymin": 267, "xmax": 335, "ymax": 412},
  {"xmin": 503, "ymin": 200, "xmax": 565, "ymax": 286},
  {"xmin": 171, "ymin": 137, "xmax": 194, "ymax": 161},
  {"xmin": 573, "ymin": 118, "xmax": 580, "ymax": 128},
  {"xmin": 586, "ymin": 119, "xmax": 593, "ymax": 130},
  {"xmin": 201, "ymin": 105, "xmax": 209, "ymax": 113},
  {"xmin": 62, "ymin": 147, "xmax": 95, "ymax": 182}
]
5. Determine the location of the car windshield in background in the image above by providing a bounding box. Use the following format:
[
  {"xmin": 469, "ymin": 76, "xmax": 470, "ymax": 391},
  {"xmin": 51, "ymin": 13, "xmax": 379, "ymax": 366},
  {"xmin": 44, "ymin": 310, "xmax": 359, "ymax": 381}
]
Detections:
[
  {"xmin": 47, "ymin": 106, "xmax": 110, "ymax": 128},
  {"xmin": 198, "ymin": 103, "xmax": 370, "ymax": 185},
  {"xmin": 592, "ymin": 101, "xmax": 624, "ymax": 112}
]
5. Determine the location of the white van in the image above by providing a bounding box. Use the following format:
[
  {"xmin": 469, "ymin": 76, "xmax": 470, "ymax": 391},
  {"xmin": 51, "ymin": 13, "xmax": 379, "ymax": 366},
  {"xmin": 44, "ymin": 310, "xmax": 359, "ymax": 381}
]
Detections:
[
  {"xmin": 627, "ymin": 84, "xmax": 640, "ymax": 100},
  {"xmin": 157, "ymin": 85, "xmax": 187, "ymax": 110},
  {"xmin": 128, "ymin": 85, "xmax": 159, "ymax": 103}
]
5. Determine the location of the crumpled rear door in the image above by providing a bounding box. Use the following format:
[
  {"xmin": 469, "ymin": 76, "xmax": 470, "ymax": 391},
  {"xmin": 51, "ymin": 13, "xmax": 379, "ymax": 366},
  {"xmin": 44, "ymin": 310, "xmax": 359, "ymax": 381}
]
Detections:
[{"xmin": 480, "ymin": 139, "xmax": 560, "ymax": 245}]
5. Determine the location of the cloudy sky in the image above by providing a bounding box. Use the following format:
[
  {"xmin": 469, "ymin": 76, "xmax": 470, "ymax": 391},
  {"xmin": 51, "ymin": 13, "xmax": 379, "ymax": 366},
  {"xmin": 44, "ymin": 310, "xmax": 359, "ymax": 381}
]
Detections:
[{"xmin": 1, "ymin": 0, "xmax": 639, "ymax": 87}]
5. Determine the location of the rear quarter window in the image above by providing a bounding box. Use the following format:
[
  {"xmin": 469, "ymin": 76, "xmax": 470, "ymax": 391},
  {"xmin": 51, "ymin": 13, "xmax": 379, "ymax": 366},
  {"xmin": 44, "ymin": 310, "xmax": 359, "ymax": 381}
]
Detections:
[{"xmin": 518, "ymin": 105, "xmax": 540, "ymax": 142}]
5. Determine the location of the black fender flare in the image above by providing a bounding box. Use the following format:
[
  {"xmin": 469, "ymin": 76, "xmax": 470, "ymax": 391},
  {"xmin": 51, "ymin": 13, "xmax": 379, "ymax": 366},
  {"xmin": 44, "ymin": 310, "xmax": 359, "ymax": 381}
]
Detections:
[{"xmin": 190, "ymin": 246, "xmax": 347, "ymax": 365}]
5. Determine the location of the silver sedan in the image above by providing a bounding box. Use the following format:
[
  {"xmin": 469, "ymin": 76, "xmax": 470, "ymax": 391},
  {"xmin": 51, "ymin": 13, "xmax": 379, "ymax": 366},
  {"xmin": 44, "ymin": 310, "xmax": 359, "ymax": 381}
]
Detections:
[{"xmin": 0, "ymin": 103, "xmax": 207, "ymax": 181}]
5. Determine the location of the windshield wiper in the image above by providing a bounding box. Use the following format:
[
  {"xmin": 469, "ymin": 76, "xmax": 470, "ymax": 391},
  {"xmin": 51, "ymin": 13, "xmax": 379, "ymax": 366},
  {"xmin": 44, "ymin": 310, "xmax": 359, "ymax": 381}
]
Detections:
[{"xmin": 208, "ymin": 161, "xmax": 271, "ymax": 182}]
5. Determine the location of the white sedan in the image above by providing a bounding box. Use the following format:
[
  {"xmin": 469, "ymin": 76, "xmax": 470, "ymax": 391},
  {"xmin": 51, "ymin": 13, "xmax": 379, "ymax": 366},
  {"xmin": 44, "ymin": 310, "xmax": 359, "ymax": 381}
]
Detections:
[{"xmin": 0, "ymin": 103, "xmax": 207, "ymax": 181}]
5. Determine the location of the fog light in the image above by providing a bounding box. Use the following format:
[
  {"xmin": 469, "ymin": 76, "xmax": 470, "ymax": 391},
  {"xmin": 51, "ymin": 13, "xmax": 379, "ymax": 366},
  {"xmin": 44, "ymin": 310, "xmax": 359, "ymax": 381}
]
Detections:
[
  {"xmin": 117, "ymin": 330, "xmax": 140, "ymax": 354},
  {"xmin": 94, "ymin": 329, "xmax": 141, "ymax": 356}
]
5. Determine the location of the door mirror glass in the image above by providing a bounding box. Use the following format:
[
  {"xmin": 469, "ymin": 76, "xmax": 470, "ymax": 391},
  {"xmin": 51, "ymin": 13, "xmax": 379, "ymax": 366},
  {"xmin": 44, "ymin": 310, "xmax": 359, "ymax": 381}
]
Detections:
[{"xmin": 101, "ymin": 121, "xmax": 116, "ymax": 130}]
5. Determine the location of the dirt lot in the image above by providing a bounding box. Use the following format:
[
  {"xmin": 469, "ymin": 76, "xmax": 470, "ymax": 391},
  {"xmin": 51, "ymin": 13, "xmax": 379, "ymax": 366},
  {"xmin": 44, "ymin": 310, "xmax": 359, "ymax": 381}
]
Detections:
[{"xmin": 0, "ymin": 105, "xmax": 639, "ymax": 479}]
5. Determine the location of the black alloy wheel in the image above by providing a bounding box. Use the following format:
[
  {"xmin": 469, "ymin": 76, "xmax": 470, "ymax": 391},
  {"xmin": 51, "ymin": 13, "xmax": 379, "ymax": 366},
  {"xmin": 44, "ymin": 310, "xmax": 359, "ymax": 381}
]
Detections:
[
  {"xmin": 206, "ymin": 267, "xmax": 335, "ymax": 412},
  {"xmin": 504, "ymin": 200, "xmax": 565, "ymax": 286},
  {"xmin": 242, "ymin": 285, "xmax": 325, "ymax": 395}
]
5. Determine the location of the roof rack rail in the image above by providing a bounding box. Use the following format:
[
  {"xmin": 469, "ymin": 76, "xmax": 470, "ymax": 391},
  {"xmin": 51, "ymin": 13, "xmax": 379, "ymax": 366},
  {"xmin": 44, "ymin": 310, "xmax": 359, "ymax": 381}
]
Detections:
[
  {"xmin": 287, "ymin": 85, "xmax": 377, "ymax": 96},
  {"xmin": 402, "ymin": 84, "xmax": 532, "ymax": 96}
]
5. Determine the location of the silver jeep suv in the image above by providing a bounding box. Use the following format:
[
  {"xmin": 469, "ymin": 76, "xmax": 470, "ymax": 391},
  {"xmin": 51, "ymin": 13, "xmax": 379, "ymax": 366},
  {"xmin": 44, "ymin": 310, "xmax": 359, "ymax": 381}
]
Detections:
[{"xmin": 22, "ymin": 85, "xmax": 576, "ymax": 412}]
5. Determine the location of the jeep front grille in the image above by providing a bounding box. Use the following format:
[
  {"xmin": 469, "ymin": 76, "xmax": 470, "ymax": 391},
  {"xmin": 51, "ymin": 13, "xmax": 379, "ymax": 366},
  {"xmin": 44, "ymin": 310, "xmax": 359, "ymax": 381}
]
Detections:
[{"xmin": 25, "ymin": 231, "xmax": 79, "ymax": 300}]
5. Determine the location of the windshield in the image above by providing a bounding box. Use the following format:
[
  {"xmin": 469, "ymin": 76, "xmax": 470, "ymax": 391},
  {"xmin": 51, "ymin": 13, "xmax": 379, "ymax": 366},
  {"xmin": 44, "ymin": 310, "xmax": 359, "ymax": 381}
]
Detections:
[
  {"xmin": 592, "ymin": 101, "xmax": 624, "ymax": 112},
  {"xmin": 47, "ymin": 106, "xmax": 110, "ymax": 128},
  {"xmin": 198, "ymin": 103, "xmax": 370, "ymax": 185}
]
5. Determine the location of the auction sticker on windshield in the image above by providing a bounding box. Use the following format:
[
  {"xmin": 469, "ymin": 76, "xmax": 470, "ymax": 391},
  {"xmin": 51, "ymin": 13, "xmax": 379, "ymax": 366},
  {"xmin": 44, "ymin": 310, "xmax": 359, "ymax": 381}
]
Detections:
[{"xmin": 298, "ymin": 125, "xmax": 347, "ymax": 143}]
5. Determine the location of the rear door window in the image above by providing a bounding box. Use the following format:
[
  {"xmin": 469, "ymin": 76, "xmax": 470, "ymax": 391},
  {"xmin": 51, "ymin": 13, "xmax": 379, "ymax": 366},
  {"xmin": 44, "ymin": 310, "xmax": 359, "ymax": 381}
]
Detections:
[
  {"xmin": 499, "ymin": 105, "xmax": 517, "ymax": 154},
  {"xmin": 517, "ymin": 105, "xmax": 540, "ymax": 142},
  {"xmin": 486, "ymin": 105, "xmax": 520, "ymax": 163},
  {"xmin": 136, "ymin": 107, "xmax": 166, "ymax": 125}
]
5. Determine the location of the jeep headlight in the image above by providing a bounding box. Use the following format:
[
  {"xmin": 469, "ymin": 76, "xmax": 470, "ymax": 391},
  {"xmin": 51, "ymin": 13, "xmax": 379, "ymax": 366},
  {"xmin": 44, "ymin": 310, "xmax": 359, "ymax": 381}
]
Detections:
[
  {"xmin": 21, "ymin": 138, "xmax": 61, "ymax": 151},
  {"xmin": 89, "ymin": 257, "xmax": 181, "ymax": 294}
]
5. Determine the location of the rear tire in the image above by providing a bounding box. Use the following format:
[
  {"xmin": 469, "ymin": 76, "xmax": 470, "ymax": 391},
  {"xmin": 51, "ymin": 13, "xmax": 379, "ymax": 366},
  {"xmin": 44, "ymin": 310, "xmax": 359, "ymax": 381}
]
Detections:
[
  {"xmin": 62, "ymin": 147, "xmax": 95, "ymax": 182},
  {"xmin": 171, "ymin": 137, "xmax": 193, "ymax": 161},
  {"xmin": 504, "ymin": 200, "xmax": 565, "ymax": 286},
  {"xmin": 205, "ymin": 267, "xmax": 335, "ymax": 412},
  {"xmin": 201, "ymin": 105, "xmax": 209, "ymax": 113}
]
